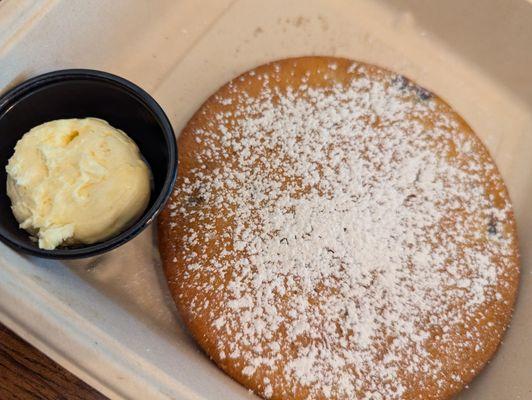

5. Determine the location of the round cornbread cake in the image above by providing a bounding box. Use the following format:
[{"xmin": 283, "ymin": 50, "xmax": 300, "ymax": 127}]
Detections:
[{"xmin": 158, "ymin": 57, "xmax": 519, "ymax": 400}]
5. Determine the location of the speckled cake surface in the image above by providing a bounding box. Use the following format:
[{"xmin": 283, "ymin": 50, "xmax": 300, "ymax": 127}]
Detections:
[{"xmin": 158, "ymin": 57, "xmax": 520, "ymax": 400}]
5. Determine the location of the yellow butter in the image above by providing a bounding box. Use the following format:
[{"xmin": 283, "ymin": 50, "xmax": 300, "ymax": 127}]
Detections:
[{"xmin": 6, "ymin": 118, "xmax": 151, "ymax": 249}]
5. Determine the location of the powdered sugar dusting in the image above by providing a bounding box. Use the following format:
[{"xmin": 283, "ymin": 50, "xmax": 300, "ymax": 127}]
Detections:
[{"xmin": 162, "ymin": 59, "xmax": 518, "ymax": 399}]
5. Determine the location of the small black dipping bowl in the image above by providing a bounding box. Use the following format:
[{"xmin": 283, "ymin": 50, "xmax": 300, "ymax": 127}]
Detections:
[{"xmin": 0, "ymin": 70, "xmax": 177, "ymax": 259}]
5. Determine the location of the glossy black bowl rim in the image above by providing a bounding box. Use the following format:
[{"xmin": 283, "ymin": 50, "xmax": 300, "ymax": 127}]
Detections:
[{"xmin": 0, "ymin": 69, "xmax": 178, "ymax": 259}]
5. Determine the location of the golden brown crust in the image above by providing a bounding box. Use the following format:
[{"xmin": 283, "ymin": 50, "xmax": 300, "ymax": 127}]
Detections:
[{"xmin": 158, "ymin": 57, "xmax": 519, "ymax": 400}]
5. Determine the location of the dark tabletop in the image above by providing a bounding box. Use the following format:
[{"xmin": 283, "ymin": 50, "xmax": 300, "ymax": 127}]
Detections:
[{"xmin": 0, "ymin": 324, "xmax": 107, "ymax": 400}]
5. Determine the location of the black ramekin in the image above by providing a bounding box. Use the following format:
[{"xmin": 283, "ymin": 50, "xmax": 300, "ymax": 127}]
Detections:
[{"xmin": 0, "ymin": 69, "xmax": 177, "ymax": 258}]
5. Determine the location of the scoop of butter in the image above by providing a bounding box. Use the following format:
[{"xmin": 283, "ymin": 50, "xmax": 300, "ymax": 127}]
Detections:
[{"xmin": 6, "ymin": 118, "xmax": 151, "ymax": 250}]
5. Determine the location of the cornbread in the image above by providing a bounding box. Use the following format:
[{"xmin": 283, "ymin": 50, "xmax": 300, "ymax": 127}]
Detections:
[{"xmin": 158, "ymin": 57, "xmax": 519, "ymax": 399}]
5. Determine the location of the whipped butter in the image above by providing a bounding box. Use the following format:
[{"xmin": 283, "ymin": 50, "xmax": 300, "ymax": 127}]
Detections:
[{"xmin": 6, "ymin": 118, "xmax": 151, "ymax": 250}]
